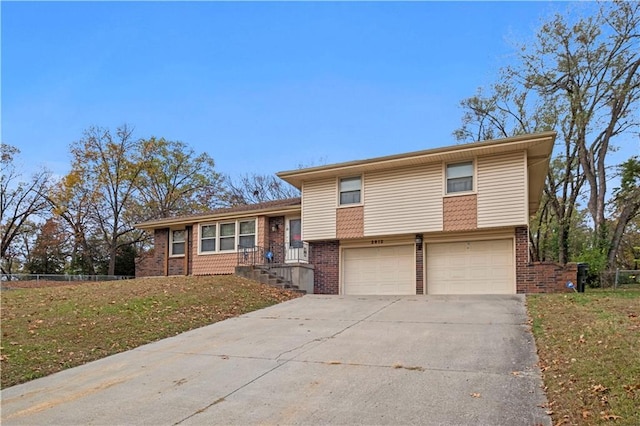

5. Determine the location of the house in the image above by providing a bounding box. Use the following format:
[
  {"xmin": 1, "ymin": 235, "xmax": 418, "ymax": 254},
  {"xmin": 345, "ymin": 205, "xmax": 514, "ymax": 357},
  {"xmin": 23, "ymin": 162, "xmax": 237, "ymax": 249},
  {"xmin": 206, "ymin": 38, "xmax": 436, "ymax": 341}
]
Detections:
[{"xmin": 136, "ymin": 131, "xmax": 577, "ymax": 294}]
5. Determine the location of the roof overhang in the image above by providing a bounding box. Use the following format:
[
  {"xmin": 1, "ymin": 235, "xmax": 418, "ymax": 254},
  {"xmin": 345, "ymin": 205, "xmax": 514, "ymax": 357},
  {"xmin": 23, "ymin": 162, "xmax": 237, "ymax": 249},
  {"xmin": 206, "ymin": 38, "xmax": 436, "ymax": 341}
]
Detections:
[
  {"xmin": 278, "ymin": 131, "xmax": 555, "ymax": 217},
  {"xmin": 135, "ymin": 204, "xmax": 301, "ymax": 231}
]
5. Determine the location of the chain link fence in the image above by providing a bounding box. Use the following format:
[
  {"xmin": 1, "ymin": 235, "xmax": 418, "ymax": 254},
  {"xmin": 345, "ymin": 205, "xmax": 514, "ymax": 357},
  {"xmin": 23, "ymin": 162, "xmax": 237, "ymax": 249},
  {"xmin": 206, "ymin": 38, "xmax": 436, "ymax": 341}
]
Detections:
[
  {"xmin": 1, "ymin": 274, "xmax": 134, "ymax": 289},
  {"xmin": 598, "ymin": 269, "xmax": 640, "ymax": 289}
]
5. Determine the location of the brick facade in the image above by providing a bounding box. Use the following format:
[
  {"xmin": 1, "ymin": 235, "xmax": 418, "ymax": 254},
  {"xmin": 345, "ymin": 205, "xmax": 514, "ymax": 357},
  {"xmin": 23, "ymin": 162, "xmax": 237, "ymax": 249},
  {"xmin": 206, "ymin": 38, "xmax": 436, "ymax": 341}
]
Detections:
[
  {"xmin": 309, "ymin": 240, "xmax": 340, "ymax": 294},
  {"xmin": 416, "ymin": 242, "xmax": 424, "ymax": 294},
  {"xmin": 268, "ymin": 216, "xmax": 286, "ymax": 263},
  {"xmin": 336, "ymin": 206, "xmax": 364, "ymax": 239},
  {"xmin": 136, "ymin": 229, "xmax": 174, "ymax": 277},
  {"xmin": 515, "ymin": 226, "xmax": 577, "ymax": 293},
  {"xmin": 443, "ymin": 195, "xmax": 477, "ymax": 231}
]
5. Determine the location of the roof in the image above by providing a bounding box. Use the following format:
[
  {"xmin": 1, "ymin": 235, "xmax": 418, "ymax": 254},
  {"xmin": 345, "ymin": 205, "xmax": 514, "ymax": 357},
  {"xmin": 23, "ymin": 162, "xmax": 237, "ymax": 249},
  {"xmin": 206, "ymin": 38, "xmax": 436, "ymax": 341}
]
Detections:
[
  {"xmin": 135, "ymin": 197, "xmax": 301, "ymax": 230},
  {"xmin": 277, "ymin": 131, "xmax": 556, "ymax": 216}
]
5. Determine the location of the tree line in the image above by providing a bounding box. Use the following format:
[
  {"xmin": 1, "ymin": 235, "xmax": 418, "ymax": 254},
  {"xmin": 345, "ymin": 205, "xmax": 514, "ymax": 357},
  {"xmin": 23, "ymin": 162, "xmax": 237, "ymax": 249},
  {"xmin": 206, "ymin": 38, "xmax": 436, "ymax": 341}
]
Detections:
[
  {"xmin": 0, "ymin": 126, "xmax": 298, "ymax": 276},
  {"xmin": 455, "ymin": 0, "xmax": 640, "ymax": 280},
  {"xmin": 1, "ymin": 1, "xmax": 638, "ymax": 281}
]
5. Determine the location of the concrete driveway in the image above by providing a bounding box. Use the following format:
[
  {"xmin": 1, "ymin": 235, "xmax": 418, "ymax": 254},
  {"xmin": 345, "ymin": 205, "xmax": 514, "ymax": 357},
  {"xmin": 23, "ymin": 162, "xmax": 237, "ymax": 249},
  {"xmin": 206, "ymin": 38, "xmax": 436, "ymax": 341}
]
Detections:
[{"xmin": 1, "ymin": 295, "xmax": 550, "ymax": 425}]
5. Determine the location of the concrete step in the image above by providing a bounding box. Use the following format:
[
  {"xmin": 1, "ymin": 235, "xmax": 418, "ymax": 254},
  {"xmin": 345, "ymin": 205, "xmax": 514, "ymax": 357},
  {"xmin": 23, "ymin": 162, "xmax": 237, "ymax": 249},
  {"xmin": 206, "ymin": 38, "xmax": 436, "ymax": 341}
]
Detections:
[{"xmin": 234, "ymin": 265, "xmax": 302, "ymax": 293}]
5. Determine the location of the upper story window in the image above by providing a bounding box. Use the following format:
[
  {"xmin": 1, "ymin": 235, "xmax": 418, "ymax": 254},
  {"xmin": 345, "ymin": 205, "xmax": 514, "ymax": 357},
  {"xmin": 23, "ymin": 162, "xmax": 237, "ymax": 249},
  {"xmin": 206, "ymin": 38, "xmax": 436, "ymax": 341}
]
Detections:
[
  {"xmin": 199, "ymin": 219, "xmax": 256, "ymax": 254},
  {"xmin": 339, "ymin": 176, "xmax": 361, "ymax": 205},
  {"xmin": 170, "ymin": 230, "xmax": 186, "ymax": 256},
  {"xmin": 446, "ymin": 162, "xmax": 473, "ymax": 194}
]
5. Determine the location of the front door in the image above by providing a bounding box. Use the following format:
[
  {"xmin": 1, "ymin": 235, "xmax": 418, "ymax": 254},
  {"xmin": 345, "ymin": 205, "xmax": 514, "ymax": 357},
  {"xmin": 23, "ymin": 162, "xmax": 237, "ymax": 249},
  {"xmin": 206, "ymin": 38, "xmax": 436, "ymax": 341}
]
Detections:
[{"xmin": 285, "ymin": 218, "xmax": 305, "ymax": 263}]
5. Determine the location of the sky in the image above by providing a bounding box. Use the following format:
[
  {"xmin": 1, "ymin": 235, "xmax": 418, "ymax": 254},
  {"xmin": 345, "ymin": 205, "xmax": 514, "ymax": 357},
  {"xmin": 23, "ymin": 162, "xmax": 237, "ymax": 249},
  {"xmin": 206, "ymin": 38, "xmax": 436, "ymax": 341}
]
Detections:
[{"xmin": 2, "ymin": 1, "xmax": 619, "ymax": 182}]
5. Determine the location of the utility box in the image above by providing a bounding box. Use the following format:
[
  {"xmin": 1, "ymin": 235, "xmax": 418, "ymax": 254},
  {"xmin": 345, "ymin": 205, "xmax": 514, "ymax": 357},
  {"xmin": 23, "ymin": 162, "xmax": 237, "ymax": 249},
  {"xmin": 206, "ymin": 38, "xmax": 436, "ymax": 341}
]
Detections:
[{"xmin": 577, "ymin": 263, "xmax": 589, "ymax": 293}]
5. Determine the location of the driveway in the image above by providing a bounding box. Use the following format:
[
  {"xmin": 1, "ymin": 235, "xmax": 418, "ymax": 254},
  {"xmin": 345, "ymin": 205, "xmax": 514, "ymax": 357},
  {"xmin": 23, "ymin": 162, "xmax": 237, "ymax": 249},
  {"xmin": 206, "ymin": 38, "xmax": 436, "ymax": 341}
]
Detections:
[{"xmin": 1, "ymin": 295, "xmax": 550, "ymax": 425}]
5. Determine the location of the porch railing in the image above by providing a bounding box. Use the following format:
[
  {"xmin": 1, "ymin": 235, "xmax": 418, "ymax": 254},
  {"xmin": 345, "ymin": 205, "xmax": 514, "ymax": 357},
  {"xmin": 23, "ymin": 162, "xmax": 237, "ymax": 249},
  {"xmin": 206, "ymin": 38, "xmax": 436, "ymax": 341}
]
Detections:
[{"xmin": 237, "ymin": 242, "xmax": 310, "ymax": 266}]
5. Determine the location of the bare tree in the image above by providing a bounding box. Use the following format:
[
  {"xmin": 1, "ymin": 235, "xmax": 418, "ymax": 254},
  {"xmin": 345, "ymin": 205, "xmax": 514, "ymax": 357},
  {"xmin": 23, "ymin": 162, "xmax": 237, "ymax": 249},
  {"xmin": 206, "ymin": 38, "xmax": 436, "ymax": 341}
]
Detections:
[
  {"xmin": 223, "ymin": 173, "xmax": 300, "ymax": 206},
  {"xmin": 0, "ymin": 144, "xmax": 51, "ymax": 274},
  {"xmin": 66, "ymin": 125, "xmax": 150, "ymax": 275},
  {"xmin": 455, "ymin": 1, "xmax": 640, "ymax": 268}
]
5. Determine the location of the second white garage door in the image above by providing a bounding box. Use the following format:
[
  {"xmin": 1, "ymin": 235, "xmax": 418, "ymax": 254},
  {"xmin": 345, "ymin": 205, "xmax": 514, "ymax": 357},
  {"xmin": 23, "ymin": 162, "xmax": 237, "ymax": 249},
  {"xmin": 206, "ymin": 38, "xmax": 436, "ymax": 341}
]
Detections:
[
  {"xmin": 426, "ymin": 239, "xmax": 514, "ymax": 294},
  {"xmin": 342, "ymin": 245, "xmax": 415, "ymax": 295}
]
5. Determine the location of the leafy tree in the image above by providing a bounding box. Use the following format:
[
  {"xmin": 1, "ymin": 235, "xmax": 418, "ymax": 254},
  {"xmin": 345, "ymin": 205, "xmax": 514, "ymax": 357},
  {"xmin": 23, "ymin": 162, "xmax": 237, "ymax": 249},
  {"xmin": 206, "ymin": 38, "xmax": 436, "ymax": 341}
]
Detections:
[
  {"xmin": 223, "ymin": 173, "xmax": 300, "ymax": 206},
  {"xmin": 24, "ymin": 217, "xmax": 69, "ymax": 274},
  {"xmin": 137, "ymin": 137, "xmax": 226, "ymax": 219},
  {"xmin": 49, "ymin": 170, "xmax": 99, "ymax": 274},
  {"xmin": 456, "ymin": 1, "xmax": 640, "ymax": 268},
  {"xmin": 608, "ymin": 156, "xmax": 640, "ymax": 267},
  {"xmin": 66, "ymin": 125, "xmax": 151, "ymax": 275},
  {"xmin": 0, "ymin": 144, "xmax": 51, "ymax": 274}
]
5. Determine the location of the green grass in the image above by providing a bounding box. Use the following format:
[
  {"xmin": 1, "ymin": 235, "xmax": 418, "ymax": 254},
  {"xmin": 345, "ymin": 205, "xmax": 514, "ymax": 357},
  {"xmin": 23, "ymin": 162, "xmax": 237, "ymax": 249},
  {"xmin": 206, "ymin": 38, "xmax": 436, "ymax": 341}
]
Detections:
[
  {"xmin": 527, "ymin": 289, "xmax": 640, "ymax": 425},
  {"xmin": 0, "ymin": 275, "xmax": 302, "ymax": 388}
]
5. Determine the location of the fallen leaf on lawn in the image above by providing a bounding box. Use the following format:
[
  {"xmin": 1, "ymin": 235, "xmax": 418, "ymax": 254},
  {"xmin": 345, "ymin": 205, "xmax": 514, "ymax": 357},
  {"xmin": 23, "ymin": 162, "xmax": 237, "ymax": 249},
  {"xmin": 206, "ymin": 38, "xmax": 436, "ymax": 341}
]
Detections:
[
  {"xmin": 582, "ymin": 410, "xmax": 591, "ymax": 419},
  {"xmin": 600, "ymin": 411, "xmax": 621, "ymax": 421},
  {"xmin": 622, "ymin": 383, "xmax": 640, "ymax": 397},
  {"xmin": 470, "ymin": 393, "xmax": 481, "ymax": 398},
  {"xmin": 591, "ymin": 384, "xmax": 609, "ymax": 393}
]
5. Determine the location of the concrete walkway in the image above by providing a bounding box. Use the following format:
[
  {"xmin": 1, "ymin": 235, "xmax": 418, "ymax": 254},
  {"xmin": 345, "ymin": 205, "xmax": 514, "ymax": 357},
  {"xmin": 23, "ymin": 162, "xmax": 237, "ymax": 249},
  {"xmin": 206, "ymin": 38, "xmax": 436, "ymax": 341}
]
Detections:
[{"xmin": 1, "ymin": 295, "xmax": 551, "ymax": 425}]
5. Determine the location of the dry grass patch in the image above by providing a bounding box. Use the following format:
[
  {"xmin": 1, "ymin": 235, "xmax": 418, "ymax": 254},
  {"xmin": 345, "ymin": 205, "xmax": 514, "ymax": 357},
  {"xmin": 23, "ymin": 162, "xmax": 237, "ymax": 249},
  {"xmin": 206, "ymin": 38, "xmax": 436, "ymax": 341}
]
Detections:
[
  {"xmin": 1, "ymin": 275, "xmax": 302, "ymax": 388},
  {"xmin": 527, "ymin": 290, "xmax": 640, "ymax": 425}
]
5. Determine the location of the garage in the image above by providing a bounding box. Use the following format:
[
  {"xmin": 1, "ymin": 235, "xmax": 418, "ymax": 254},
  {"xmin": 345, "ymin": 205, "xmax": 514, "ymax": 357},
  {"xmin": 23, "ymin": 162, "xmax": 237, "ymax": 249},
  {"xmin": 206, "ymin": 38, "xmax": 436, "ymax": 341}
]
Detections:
[
  {"xmin": 342, "ymin": 245, "xmax": 415, "ymax": 295},
  {"xmin": 426, "ymin": 239, "xmax": 514, "ymax": 294}
]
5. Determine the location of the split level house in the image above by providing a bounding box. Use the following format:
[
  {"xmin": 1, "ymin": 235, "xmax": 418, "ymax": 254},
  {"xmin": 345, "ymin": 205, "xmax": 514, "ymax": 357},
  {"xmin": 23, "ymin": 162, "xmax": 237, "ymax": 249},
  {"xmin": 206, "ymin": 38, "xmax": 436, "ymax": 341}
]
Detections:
[{"xmin": 135, "ymin": 131, "xmax": 577, "ymax": 295}]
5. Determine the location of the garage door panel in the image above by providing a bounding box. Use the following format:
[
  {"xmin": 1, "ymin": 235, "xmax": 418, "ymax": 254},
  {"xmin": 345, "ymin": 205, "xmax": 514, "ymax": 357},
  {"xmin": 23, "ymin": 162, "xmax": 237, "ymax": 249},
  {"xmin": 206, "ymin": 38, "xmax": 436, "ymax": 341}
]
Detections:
[
  {"xmin": 427, "ymin": 239, "xmax": 514, "ymax": 295},
  {"xmin": 343, "ymin": 245, "xmax": 415, "ymax": 295}
]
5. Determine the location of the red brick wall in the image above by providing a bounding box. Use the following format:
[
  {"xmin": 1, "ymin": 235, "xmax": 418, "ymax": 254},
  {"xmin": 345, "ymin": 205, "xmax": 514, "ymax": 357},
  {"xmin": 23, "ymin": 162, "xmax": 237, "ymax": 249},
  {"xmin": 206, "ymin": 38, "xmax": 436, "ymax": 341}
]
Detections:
[
  {"xmin": 136, "ymin": 229, "xmax": 168, "ymax": 277},
  {"xmin": 310, "ymin": 240, "xmax": 339, "ymax": 294},
  {"xmin": 416, "ymin": 242, "xmax": 424, "ymax": 295},
  {"xmin": 515, "ymin": 226, "xmax": 577, "ymax": 293},
  {"xmin": 167, "ymin": 257, "xmax": 184, "ymax": 276},
  {"xmin": 268, "ymin": 216, "xmax": 285, "ymax": 263}
]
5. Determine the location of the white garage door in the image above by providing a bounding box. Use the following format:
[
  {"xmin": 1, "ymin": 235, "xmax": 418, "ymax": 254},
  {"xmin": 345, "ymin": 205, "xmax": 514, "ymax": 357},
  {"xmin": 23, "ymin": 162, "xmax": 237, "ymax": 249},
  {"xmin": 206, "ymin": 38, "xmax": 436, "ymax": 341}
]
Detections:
[
  {"xmin": 343, "ymin": 245, "xmax": 415, "ymax": 295},
  {"xmin": 426, "ymin": 239, "xmax": 514, "ymax": 294}
]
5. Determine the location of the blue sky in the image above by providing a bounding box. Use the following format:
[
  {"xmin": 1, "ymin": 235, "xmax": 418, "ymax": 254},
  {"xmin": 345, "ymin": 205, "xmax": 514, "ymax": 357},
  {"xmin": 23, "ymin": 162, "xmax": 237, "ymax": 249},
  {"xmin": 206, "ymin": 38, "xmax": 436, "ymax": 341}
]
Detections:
[{"xmin": 2, "ymin": 1, "xmax": 599, "ymax": 180}]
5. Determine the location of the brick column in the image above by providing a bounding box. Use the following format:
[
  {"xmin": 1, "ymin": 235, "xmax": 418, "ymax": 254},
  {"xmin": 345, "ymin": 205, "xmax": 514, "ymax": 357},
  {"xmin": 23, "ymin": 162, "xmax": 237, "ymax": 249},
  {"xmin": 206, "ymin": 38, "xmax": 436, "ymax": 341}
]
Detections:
[
  {"xmin": 309, "ymin": 241, "xmax": 340, "ymax": 294},
  {"xmin": 515, "ymin": 226, "xmax": 529, "ymax": 293},
  {"xmin": 416, "ymin": 243, "xmax": 424, "ymax": 294}
]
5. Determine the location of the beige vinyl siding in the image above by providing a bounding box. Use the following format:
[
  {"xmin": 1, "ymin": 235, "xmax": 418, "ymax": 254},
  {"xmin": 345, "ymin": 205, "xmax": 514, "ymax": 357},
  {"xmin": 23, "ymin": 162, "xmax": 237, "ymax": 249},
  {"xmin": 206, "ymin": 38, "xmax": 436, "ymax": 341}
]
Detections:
[
  {"xmin": 364, "ymin": 163, "xmax": 443, "ymax": 235},
  {"xmin": 477, "ymin": 152, "xmax": 527, "ymax": 228},
  {"xmin": 302, "ymin": 178, "xmax": 336, "ymax": 240}
]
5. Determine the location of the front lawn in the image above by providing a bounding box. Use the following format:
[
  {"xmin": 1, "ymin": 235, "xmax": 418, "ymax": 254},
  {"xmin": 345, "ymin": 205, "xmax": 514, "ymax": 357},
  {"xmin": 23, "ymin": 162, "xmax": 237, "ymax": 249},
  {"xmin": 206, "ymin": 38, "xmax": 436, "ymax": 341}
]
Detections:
[
  {"xmin": 0, "ymin": 275, "xmax": 301, "ymax": 388},
  {"xmin": 528, "ymin": 290, "xmax": 640, "ymax": 425}
]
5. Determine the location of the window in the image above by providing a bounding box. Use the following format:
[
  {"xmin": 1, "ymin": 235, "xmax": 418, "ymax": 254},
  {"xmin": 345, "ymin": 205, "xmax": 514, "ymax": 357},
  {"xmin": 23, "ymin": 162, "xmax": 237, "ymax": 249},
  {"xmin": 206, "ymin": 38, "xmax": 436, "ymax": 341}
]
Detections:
[
  {"xmin": 219, "ymin": 223, "xmax": 236, "ymax": 251},
  {"xmin": 200, "ymin": 225, "xmax": 216, "ymax": 252},
  {"xmin": 239, "ymin": 220, "xmax": 256, "ymax": 248},
  {"xmin": 199, "ymin": 219, "xmax": 257, "ymax": 254},
  {"xmin": 170, "ymin": 230, "xmax": 185, "ymax": 256},
  {"xmin": 339, "ymin": 176, "xmax": 361, "ymax": 205},
  {"xmin": 446, "ymin": 162, "xmax": 473, "ymax": 193}
]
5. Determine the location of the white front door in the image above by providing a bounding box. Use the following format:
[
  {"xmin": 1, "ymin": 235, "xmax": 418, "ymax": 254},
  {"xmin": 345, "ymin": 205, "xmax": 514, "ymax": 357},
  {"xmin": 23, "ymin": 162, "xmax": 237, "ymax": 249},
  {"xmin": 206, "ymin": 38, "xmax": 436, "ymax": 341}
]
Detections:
[{"xmin": 285, "ymin": 217, "xmax": 306, "ymax": 263}]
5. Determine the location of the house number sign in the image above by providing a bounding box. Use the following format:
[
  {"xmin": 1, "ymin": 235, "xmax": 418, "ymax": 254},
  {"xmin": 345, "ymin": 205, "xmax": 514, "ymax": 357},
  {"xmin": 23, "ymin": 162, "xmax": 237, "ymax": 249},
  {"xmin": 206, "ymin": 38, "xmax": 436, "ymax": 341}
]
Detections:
[{"xmin": 371, "ymin": 240, "xmax": 384, "ymax": 245}]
